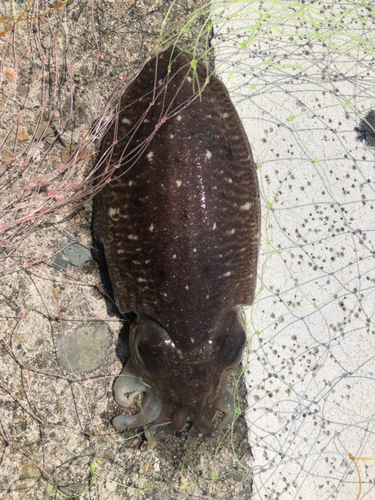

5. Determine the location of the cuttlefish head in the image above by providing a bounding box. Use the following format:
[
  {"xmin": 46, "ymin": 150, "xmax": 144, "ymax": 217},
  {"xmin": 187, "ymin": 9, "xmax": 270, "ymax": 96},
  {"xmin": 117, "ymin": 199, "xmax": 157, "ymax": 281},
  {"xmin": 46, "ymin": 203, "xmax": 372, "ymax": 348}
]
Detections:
[{"xmin": 112, "ymin": 307, "xmax": 247, "ymax": 439}]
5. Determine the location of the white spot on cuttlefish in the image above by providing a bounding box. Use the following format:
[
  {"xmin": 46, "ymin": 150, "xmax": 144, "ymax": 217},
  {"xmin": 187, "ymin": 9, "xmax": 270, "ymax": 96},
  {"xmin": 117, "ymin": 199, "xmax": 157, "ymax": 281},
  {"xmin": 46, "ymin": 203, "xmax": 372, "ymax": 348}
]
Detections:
[
  {"xmin": 240, "ymin": 202, "xmax": 252, "ymax": 211},
  {"xmin": 227, "ymin": 229, "xmax": 235, "ymax": 235},
  {"xmin": 121, "ymin": 117, "xmax": 132, "ymax": 125},
  {"xmin": 137, "ymin": 277, "xmax": 146, "ymax": 282},
  {"xmin": 176, "ymin": 180, "xmax": 182, "ymax": 188},
  {"xmin": 128, "ymin": 180, "xmax": 133, "ymax": 186},
  {"xmin": 108, "ymin": 207, "xmax": 120, "ymax": 218},
  {"xmin": 191, "ymin": 338, "xmax": 194, "ymax": 344},
  {"xmin": 145, "ymin": 259, "xmax": 150, "ymax": 264},
  {"xmin": 193, "ymin": 248, "xmax": 197, "ymax": 252},
  {"xmin": 187, "ymin": 76, "xmax": 192, "ymax": 82},
  {"xmin": 176, "ymin": 115, "xmax": 182, "ymax": 122},
  {"xmin": 212, "ymin": 222, "xmax": 216, "ymax": 230},
  {"xmin": 185, "ymin": 285, "xmax": 189, "ymax": 290},
  {"xmin": 146, "ymin": 151, "xmax": 154, "ymax": 161},
  {"xmin": 128, "ymin": 234, "xmax": 138, "ymax": 240},
  {"xmin": 117, "ymin": 249, "xmax": 124, "ymax": 254},
  {"xmin": 206, "ymin": 150, "xmax": 212, "ymax": 160},
  {"xmin": 224, "ymin": 271, "xmax": 231, "ymax": 277},
  {"xmin": 172, "ymin": 254, "xmax": 177, "ymax": 259},
  {"xmin": 170, "ymin": 134, "xmax": 174, "ymax": 139},
  {"xmin": 149, "ymin": 224, "xmax": 154, "ymax": 232}
]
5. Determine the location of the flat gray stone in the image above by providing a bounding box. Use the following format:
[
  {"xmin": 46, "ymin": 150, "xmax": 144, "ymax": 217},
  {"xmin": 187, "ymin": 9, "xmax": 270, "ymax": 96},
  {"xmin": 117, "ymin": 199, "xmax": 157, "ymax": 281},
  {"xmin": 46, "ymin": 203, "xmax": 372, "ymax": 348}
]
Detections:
[
  {"xmin": 52, "ymin": 254, "xmax": 69, "ymax": 271},
  {"xmin": 57, "ymin": 324, "xmax": 112, "ymax": 373},
  {"xmin": 60, "ymin": 239, "xmax": 92, "ymax": 266}
]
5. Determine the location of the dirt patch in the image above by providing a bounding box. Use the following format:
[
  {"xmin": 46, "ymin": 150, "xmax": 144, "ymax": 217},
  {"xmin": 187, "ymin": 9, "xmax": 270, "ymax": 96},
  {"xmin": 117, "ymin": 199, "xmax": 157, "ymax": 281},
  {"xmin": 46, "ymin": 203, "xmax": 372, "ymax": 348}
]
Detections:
[{"xmin": 0, "ymin": 1, "xmax": 252, "ymax": 498}]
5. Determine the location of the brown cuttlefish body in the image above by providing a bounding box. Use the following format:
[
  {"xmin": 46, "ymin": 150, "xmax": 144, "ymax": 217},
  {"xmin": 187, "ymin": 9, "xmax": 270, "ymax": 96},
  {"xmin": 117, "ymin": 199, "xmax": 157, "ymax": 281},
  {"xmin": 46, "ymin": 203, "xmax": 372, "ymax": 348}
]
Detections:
[{"xmin": 92, "ymin": 46, "xmax": 260, "ymax": 442}]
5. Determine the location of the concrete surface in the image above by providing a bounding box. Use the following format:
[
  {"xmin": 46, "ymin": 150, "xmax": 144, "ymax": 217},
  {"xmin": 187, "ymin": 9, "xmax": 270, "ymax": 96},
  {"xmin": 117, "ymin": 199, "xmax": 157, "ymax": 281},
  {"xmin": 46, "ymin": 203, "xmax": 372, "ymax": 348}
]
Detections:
[{"xmin": 213, "ymin": 1, "xmax": 375, "ymax": 499}]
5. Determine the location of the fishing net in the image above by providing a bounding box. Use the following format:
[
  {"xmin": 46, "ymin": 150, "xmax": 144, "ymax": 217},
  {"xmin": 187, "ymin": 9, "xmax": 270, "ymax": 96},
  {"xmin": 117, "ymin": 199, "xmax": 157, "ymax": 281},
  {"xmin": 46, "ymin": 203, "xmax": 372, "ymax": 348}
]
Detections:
[{"xmin": 0, "ymin": 1, "xmax": 374, "ymax": 499}]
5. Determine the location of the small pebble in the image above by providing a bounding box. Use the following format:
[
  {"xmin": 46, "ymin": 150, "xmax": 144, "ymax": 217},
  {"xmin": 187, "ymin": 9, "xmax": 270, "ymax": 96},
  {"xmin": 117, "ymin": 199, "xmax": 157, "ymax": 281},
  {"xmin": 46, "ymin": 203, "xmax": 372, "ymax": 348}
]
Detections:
[
  {"xmin": 17, "ymin": 126, "xmax": 29, "ymax": 142},
  {"xmin": 3, "ymin": 67, "xmax": 18, "ymax": 83}
]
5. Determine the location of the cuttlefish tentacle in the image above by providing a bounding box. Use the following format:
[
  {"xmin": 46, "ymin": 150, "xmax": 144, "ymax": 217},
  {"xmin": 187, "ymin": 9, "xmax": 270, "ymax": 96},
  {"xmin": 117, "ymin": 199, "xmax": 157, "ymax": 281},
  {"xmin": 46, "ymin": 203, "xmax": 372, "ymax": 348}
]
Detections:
[
  {"xmin": 188, "ymin": 387, "xmax": 235, "ymax": 447},
  {"xmin": 113, "ymin": 358, "xmax": 145, "ymax": 407},
  {"xmin": 112, "ymin": 358, "xmax": 163, "ymax": 430},
  {"xmin": 210, "ymin": 387, "xmax": 235, "ymax": 437},
  {"xmin": 145, "ymin": 401, "xmax": 174, "ymax": 441}
]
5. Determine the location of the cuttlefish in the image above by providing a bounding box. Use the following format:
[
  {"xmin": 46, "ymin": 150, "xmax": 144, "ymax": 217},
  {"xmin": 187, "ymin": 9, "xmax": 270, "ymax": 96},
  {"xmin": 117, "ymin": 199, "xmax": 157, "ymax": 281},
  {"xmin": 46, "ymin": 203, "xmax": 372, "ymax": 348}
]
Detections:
[{"xmin": 92, "ymin": 46, "xmax": 260, "ymax": 441}]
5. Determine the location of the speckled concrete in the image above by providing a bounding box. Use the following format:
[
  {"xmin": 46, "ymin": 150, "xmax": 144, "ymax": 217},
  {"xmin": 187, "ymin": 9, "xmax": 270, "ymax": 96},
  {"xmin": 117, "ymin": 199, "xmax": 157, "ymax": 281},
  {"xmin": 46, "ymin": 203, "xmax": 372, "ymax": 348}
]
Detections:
[{"xmin": 213, "ymin": 2, "xmax": 375, "ymax": 499}]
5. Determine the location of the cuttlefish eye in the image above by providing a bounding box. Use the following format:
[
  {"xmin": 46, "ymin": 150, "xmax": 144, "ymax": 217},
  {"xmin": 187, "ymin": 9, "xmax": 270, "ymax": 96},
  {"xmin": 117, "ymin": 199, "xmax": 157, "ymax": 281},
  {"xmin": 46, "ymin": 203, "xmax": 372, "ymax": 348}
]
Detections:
[
  {"xmin": 131, "ymin": 315, "xmax": 176, "ymax": 377},
  {"xmin": 214, "ymin": 308, "xmax": 247, "ymax": 367}
]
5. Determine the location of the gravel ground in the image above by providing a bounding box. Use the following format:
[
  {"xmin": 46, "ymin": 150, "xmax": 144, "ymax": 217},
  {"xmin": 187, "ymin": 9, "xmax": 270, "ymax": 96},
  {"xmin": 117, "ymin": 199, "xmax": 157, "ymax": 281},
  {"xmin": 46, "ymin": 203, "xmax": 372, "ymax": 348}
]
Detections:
[{"xmin": 0, "ymin": 1, "xmax": 253, "ymax": 498}]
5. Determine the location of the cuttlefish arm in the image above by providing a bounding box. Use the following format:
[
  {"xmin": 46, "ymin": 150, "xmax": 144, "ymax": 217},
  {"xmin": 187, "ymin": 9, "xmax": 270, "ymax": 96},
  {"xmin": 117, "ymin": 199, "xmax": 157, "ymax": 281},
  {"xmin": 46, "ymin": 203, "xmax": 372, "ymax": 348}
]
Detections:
[
  {"xmin": 112, "ymin": 358, "xmax": 163, "ymax": 430},
  {"xmin": 187, "ymin": 387, "xmax": 235, "ymax": 447},
  {"xmin": 113, "ymin": 359, "xmax": 235, "ymax": 443}
]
